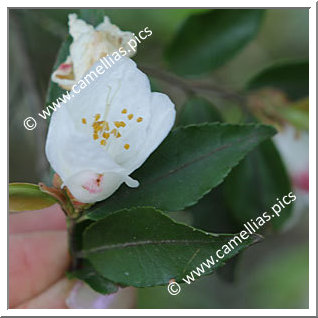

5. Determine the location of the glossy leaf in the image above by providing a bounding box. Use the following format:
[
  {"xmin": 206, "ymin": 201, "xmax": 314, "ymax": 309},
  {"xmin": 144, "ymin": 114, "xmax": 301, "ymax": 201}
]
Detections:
[
  {"xmin": 188, "ymin": 184, "xmax": 244, "ymax": 283},
  {"xmin": 177, "ymin": 97, "xmax": 237, "ymax": 233},
  {"xmin": 165, "ymin": 9, "xmax": 264, "ymax": 76},
  {"xmin": 223, "ymin": 139, "xmax": 293, "ymax": 230},
  {"xmin": 86, "ymin": 123, "xmax": 276, "ymax": 221},
  {"xmin": 9, "ymin": 183, "xmax": 57, "ymax": 212},
  {"xmin": 246, "ymin": 60, "xmax": 309, "ymax": 100},
  {"xmin": 68, "ymin": 260, "xmax": 119, "ymax": 295},
  {"xmin": 177, "ymin": 100, "xmax": 241, "ymax": 283},
  {"xmin": 82, "ymin": 207, "xmax": 261, "ymax": 287},
  {"xmin": 177, "ymin": 97, "xmax": 222, "ymax": 126}
]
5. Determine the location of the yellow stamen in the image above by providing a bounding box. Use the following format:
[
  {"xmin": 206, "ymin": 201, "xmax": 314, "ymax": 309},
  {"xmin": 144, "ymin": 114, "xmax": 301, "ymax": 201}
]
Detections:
[
  {"xmin": 110, "ymin": 128, "xmax": 117, "ymax": 135},
  {"xmin": 114, "ymin": 121, "xmax": 126, "ymax": 128},
  {"xmin": 82, "ymin": 118, "xmax": 87, "ymax": 124},
  {"xmin": 95, "ymin": 114, "xmax": 101, "ymax": 121},
  {"xmin": 137, "ymin": 117, "xmax": 143, "ymax": 123},
  {"xmin": 128, "ymin": 114, "xmax": 133, "ymax": 120},
  {"xmin": 92, "ymin": 121, "xmax": 104, "ymax": 132},
  {"xmin": 121, "ymin": 108, "xmax": 127, "ymax": 114},
  {"xmin": 116, "ymin": 132, "xmax": 122, "ymax": 138},
  {"xmin": 100, "ymin": 139, "xmax": 107, "ymax": 146},
  {"xmin": 93, "ymin": 133, "xmax": 99, "ymax": 140},
  {"xmin": 124, "ymin": 144, "xmax": 130, "ymax": 150},
  {"xmin": 102, "ymin": 132, "xmax": 110, "ymax": 139},
  {"xmin": 105, "ymin": 121, "xmax": 110, "ymax": 131}
]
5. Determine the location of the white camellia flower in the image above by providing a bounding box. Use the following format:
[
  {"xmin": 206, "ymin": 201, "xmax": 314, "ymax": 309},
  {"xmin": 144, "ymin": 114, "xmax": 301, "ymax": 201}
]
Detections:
[
  {"xmin": 46, "ymin": 57, "xmax": 175, "ymax": 203},
  {"xmin": 52, "ymin": 13, "xmax": 135, "ymax": 90}
]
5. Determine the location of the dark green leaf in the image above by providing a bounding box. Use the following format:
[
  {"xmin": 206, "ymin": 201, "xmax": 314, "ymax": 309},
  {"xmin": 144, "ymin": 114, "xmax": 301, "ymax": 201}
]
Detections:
[
  {"xmin": 246, "ymin": 60, "xmax": 309, "ymax": 100},
  {"xmin": 83, "ymin": 207, "xmax": 260, "ymax": 287},
  {"xmin": 86, "ymin": 123, "xmax": 276, "ymax": 221},
  {"xmin": 165, "ymin": 9, "xmax": 264, "ymax": 76},
  {"xmin": 188, "ymin": 185, "xmax": 243, "ymax": 283},
  {"xmin": 177, "ymin": 97, "xmax": 222, "ymax": 126},
  {"xmin": 177, "ymin": 97, "xmax": 241, "ymax": 283},
  {"xmin": 223, "ymin": 139, "xmax": 293, "ymax": 230},
  {"xmin": 216, "ymin": 255, "xmax": 240, "ymax": 283},
  {"xmin": 78, "ymin": 9, "xmax": 107, "ymax": 26},
  {"xmin": 190, "ymin": 185, "xmax": 240, "ymax": 233},
  {"xmin": 177, "ymin": 96, "xmax": 237, "ymax": 233},
  {"xmin": 68, "ymin": 260, "xmax": 119, "ymax": 295},
  {"xmin": 9, "ymin": 183, "xmax": 57, "ymax": 212},
  {"xmin": 72, "ymin": 219, "xmax": 95, "ymax": 252},
  {"xmin": 67, "ymin": 218, "xmax": 119, "ymax": 294}
]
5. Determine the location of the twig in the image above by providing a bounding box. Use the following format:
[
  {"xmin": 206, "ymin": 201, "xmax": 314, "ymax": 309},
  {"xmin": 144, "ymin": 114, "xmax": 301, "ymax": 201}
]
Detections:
[
  {"xmin": 67, "ymin": 217, "xmax": 79, "ymax": 272},
  {"xmin": 140, "ymin": 65, "xmax": 247, "ymax": 106}
]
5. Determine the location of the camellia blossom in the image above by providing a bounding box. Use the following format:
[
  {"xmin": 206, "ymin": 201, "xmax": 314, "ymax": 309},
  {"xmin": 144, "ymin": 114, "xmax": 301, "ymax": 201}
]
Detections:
[
  {"xmin": 52, "ymin": 13, "xmax": 135, "ymax": 90},
  {"xmin": 46, "ymin": 57, "xmax": 175, "ymax": 203},
  {"xmin": 274, "ymin": 125, "xmax": 309, "ymax": 192}
]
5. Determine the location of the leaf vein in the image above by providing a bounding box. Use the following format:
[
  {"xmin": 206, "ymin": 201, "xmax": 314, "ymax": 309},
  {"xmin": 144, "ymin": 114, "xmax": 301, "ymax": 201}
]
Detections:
[{"xmin": 83, "ymin": 239, "xmax": 218, "ymax": 255}]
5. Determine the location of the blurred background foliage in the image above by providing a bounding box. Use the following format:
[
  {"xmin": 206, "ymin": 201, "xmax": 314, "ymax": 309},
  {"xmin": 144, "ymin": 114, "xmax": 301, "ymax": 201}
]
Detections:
[{"xmin": 9, "ymin": 9, "xmax": 309, "ymax": 308}]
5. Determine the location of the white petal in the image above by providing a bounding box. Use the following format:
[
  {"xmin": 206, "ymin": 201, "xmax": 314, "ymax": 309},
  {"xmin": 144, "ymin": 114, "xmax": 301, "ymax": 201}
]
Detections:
[
  {"xmin": 46, "ymin": 57, "xmax": 175, "ymax": 203},
  {"xmin": 51, "ymin": 56, "xmax": 76, "ymax": 90},
  {"xmin": 123, "ymin": 92, "xmax": 176, "ymax": 172},
  {"xmin": 96, "ymin": 16, "xmax": 136, "ymax": 57},
  {"xmin": 64, "ymin": 169, "xmax": 132, "ymax": 203},
  {"xmin": 48, "ymin": 58, "xmax": 153, "ymax": 172},
  {"xmin": 124, "ymin": 176, "xmax": 140, "ymax": 188},
  {"xmin": 52, "ymin": 13, "xmax": 135, "ymax": 90},
  {"xmin": 68, "ymin": 13, "xmax": 94, "ymax": 40}
]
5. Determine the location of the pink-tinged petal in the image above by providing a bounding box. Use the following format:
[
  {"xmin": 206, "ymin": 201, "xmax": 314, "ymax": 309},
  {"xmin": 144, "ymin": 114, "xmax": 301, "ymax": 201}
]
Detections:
[
  {"xmin": 82, "ymin": 174, "xmax": 103, "ymax": 194},
  {"xmin": 46, "ymin": 58, "xmax": 175, "ymax": 204},
  {"xmin": 292, "ymin": 170, "xmax": 309, "ymax": 192},
  {"xmin": 51, "ymin": 13, "xmax": 135, "ymax": 90},
  {"xmin": 59, "ymin": 63, "xmax": 72, "ymax": 71},
  {"xmin": 63, "ymin": 170, "xmax": 137, "ymax": 203},
  {"xmin": 51, "ymin": 56, "xmax": 76, "ymax": 90}
]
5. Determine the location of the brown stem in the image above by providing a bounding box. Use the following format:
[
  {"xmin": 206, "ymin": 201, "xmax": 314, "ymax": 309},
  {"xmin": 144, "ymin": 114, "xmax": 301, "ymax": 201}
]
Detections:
[
  {"xmin": 67, "ymin": 217, "xmax": 78, "ymax": 272},
  {"xmin": 140, "ymin": 65, "xmax": 247, "ymax": 105}
]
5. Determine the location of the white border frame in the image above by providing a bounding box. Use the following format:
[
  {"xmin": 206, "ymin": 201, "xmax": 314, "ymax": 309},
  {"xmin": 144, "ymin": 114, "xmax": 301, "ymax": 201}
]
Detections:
[{"xmin": 3, "ymin": 1, "xmax": 316, "ymax": 316}]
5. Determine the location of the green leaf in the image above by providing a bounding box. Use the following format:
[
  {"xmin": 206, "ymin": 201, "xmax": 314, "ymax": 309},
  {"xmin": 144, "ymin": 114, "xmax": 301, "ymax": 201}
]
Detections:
[
  {"xmin": 82, "ymin": 207, "xmax": 260, "ymax": 287},
  {"xmin": 72, "ymin": 219, "xmax": 95, "ymax": 252},
  {"xmin": 177, "ymin": 98, "xmax": 238, "ymax": 233},
  {"xmin": 216, "ymin": 255, "xmax": 241, "ymax": 283},
  {"xmin": 86, "ymin": 123, "xmax": 276, "ymax": 221},
  {"xmin": 190, "ymin": 185, "xmax": 240, "ymax": 233},
  {"xmin": 188, "ymin": 188, "xmax": 243, "ymax": 283},
  {"xmin": 9, "ymin": 183, "xmax": 57, "ymax": 212},
  {"xmin": 68, "ymin": 260, "xmax": 119, "ymax": 295},
  {"xmin": 177, "ymin": 101, "xmax": 242, "ymax": 283},
  {"xmin": 223, "ymin": 139, "xmax": 293, "ymax": 230},
  {"xmin": 165, "ymin": 9, "xmax": 264, "ymax": 76},
  {"xmin": 78, "ymin": 9, "xmax": 107, "ymax": 26},
  {"xmin": 67, "ymin": 218, "xmax": 120, "ymax": 295},
  {"xmin": 177, "ymin": 97, "xmax": 222, "ymax": 126},
  {"xmin": 246, "ymin": 60, "xmax": 309, "ymax": 100}
]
